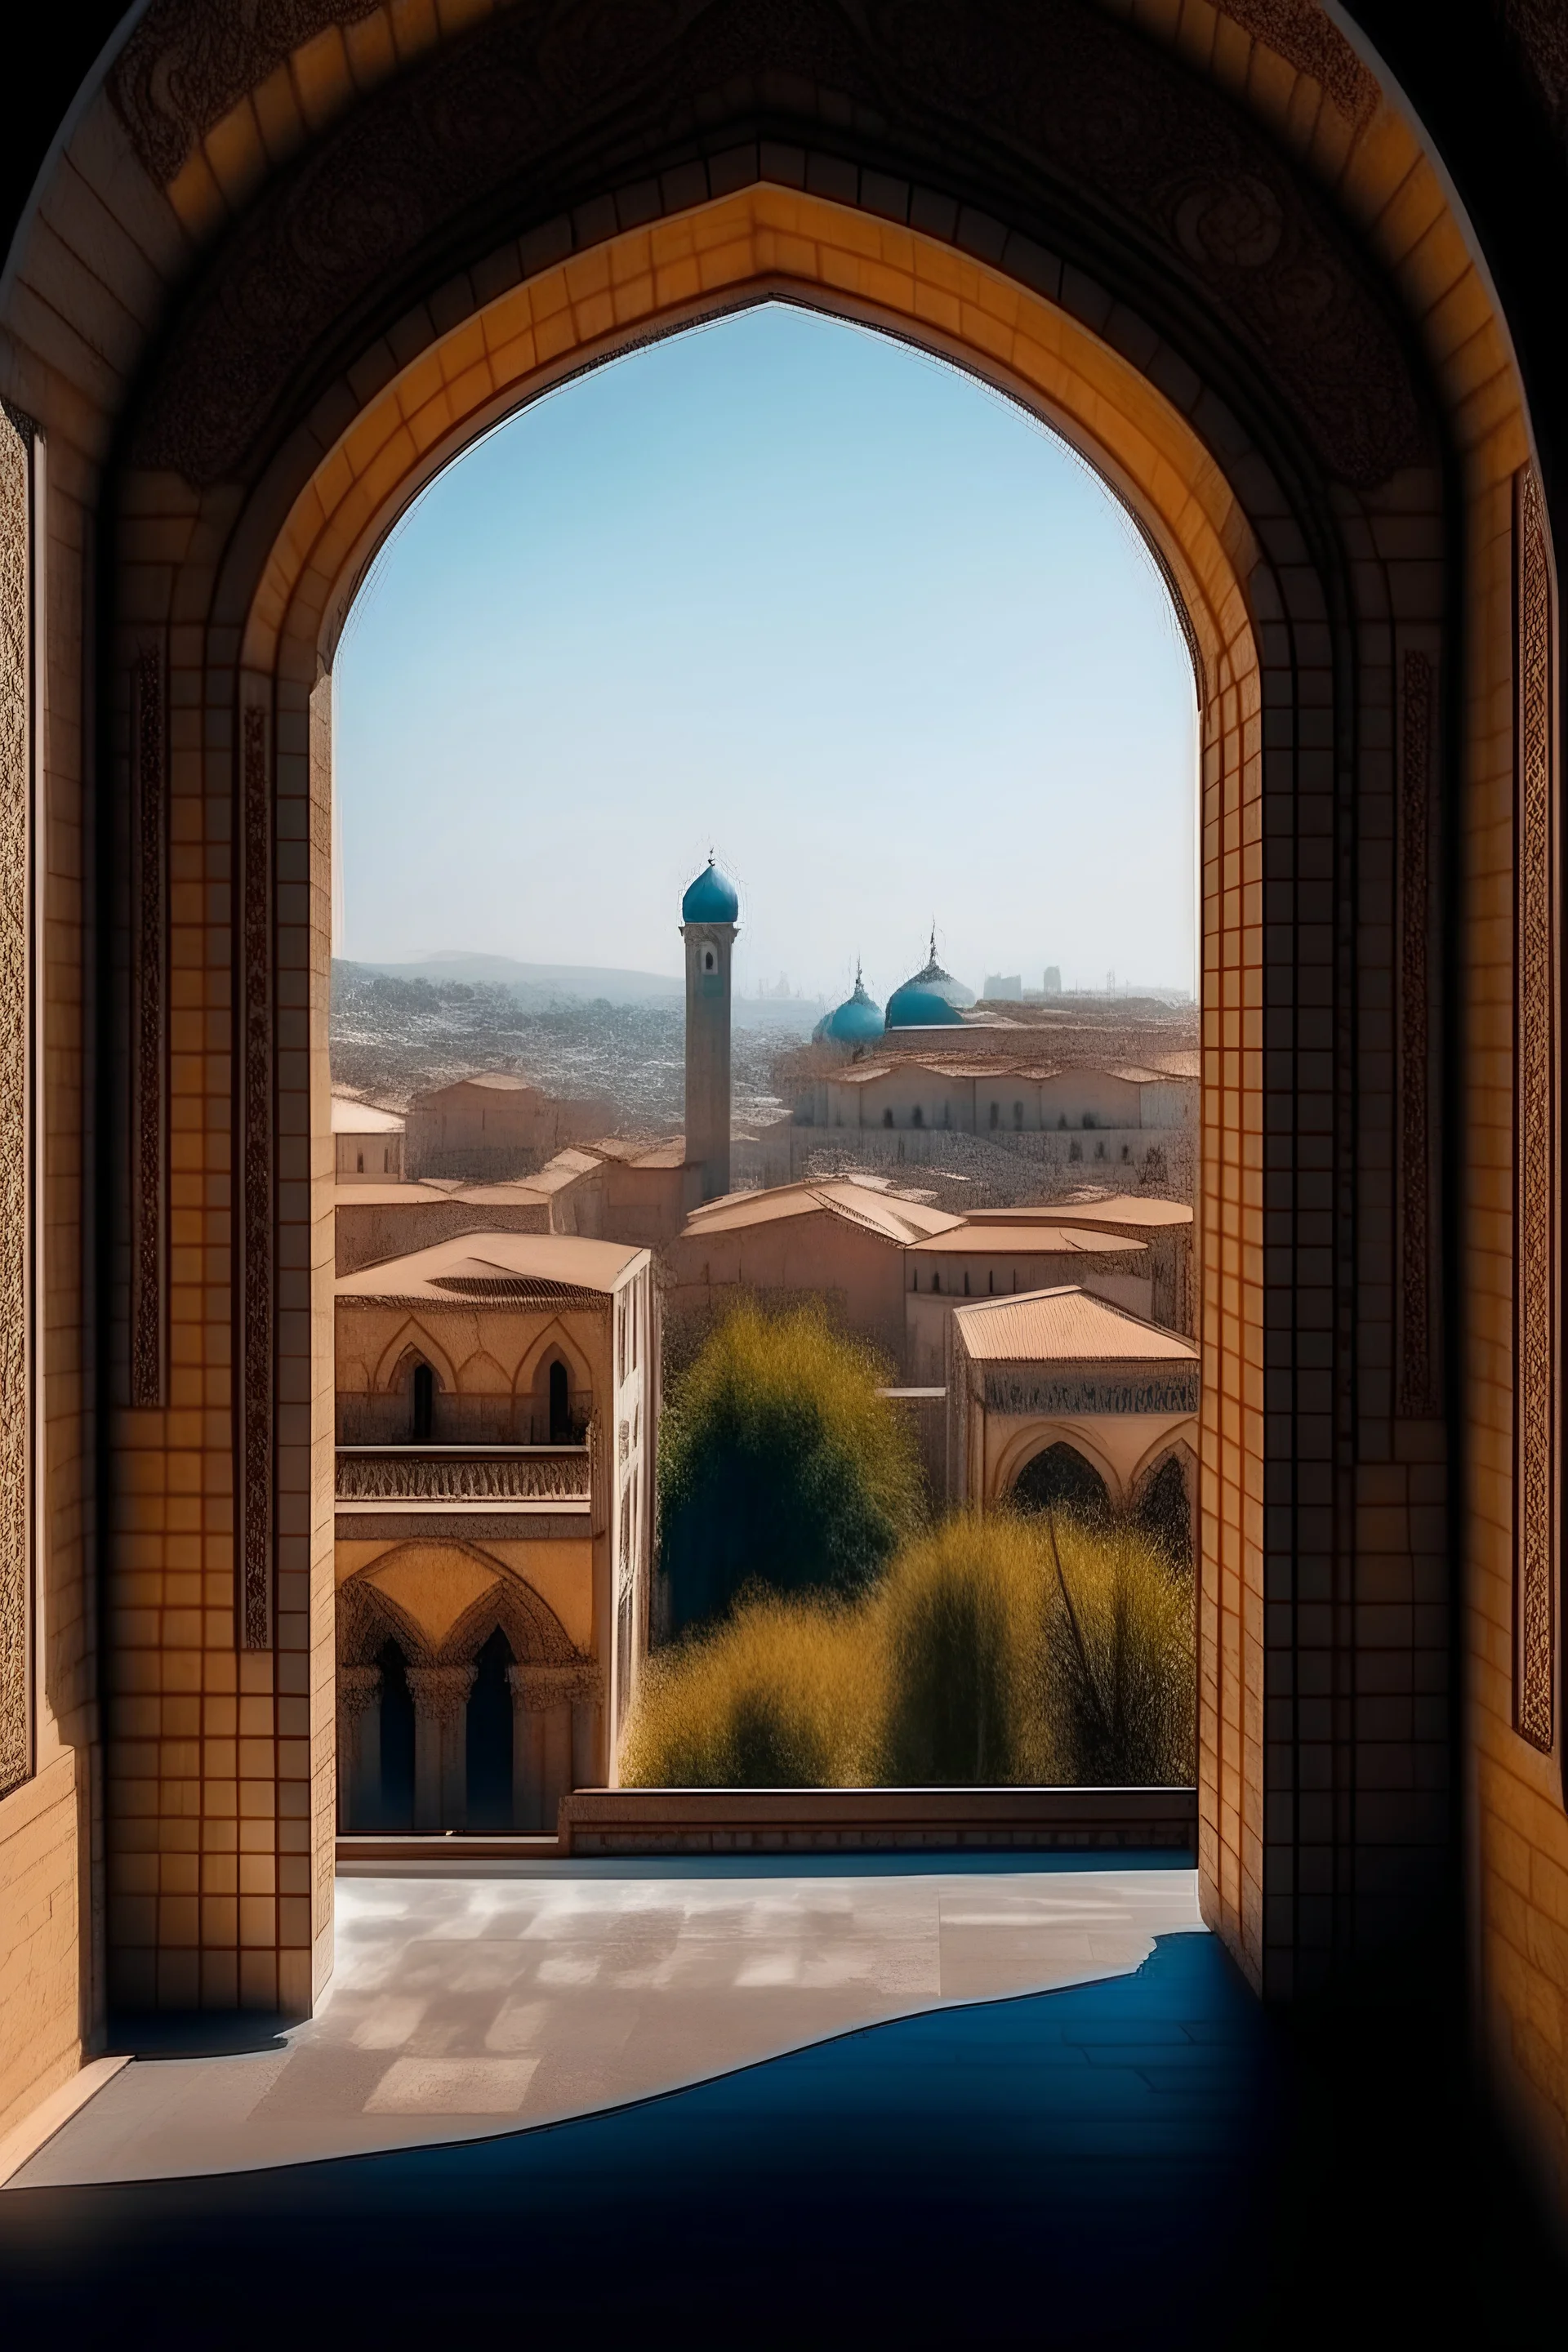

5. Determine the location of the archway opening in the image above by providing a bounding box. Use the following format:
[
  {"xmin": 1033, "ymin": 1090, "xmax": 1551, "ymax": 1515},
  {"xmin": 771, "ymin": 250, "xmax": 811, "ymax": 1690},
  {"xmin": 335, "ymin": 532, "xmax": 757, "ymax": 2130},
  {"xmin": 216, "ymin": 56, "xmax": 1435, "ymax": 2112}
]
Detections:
[
  {"xmin": 466, "ymin": 1628, "xmax": 516, "ymax": 1830},
  {"xmin": 324, "ymin": 280, "xmax": 1208, "ymax": 1813},
  {"xmin": 1134, "ymin": 1454, "xmax": 1195, "ymax": 1570},
  {"xmin": 1011, "ymin": 1443, "xmax": 1112, "ymax": 1527}
]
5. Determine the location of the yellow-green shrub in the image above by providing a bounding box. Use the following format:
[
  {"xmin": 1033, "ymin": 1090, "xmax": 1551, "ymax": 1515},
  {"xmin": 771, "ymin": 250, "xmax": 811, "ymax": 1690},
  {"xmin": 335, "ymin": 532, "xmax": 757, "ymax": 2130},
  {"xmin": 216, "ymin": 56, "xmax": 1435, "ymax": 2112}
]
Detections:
[
  {"xmin": 624, "ymin": 1508, "xmax": 1196, "ymax": 1788},
  {"xmin": 619, "ymin": 1587, "xmax": 880, "ymax": 1788},
  {"xmin": 873, "ymin": 1515, "xmax": 1053, "ymax": 1784},
  {"xmin": 1037, "ymin": 1512, "xmax": 1196, "ymax": 1785}
]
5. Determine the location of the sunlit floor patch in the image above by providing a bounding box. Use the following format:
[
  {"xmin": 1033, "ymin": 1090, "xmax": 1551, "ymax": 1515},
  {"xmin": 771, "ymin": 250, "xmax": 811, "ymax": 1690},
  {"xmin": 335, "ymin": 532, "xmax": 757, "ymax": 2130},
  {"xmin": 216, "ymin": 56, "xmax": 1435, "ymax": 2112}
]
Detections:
[
  {"xmin": 0, "ymin": 1933, "xmax": 1275, "ymax": 2342},
  {"xmin": 11, "ymin": 1858, "xmax": 1202, "ymax": 2185}
]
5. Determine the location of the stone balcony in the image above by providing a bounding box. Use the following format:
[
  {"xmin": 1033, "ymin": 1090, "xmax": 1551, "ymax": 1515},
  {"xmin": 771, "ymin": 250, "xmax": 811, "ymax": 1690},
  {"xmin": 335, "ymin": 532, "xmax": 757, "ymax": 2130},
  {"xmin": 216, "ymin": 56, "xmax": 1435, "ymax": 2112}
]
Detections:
[{"xmin": 335, "ymin": 1445, "xmax": 591, "ymax": 1505}]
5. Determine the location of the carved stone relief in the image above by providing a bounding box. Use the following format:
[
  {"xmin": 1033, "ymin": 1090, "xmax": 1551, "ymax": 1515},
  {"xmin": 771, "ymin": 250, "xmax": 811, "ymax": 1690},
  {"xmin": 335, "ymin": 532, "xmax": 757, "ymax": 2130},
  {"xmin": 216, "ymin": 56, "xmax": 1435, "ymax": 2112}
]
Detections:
[
  {"xmin": 1398, "ymin": 648, "xmax": 1437, "ymax": 1418},
  {"xmin": 131, "ymin": 650, "xmax": 166, "ymax": 1411},
  {"xmin": 126, "ymin": 0, "xmax": 1429, "ymax": 492},
  {"xmin": 1214, "ymin": 1, "xmax": 1378, "ymax": 125},
  {"xmin": 109, "ymin": 0, "xmax": 386, "ymax": 185},
  {"xmin": 241, "ymin": 704, "xmax": 274, "ymax": 1650},
  {"xmin": 1515, "ymin": 463, "xmax": 1556, "ymax": 1755},
  {"xmin": 0, "ymin": 408, "xmax": 30, "ymax": 1802}
]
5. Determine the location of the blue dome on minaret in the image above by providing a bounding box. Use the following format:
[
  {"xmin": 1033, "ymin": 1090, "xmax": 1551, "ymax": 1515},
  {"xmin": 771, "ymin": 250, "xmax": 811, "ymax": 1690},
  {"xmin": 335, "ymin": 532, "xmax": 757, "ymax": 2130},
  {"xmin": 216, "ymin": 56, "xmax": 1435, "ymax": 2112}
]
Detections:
[{"xmin": 681, "ymin": 857, "xmax": 740, "ymax": 924}]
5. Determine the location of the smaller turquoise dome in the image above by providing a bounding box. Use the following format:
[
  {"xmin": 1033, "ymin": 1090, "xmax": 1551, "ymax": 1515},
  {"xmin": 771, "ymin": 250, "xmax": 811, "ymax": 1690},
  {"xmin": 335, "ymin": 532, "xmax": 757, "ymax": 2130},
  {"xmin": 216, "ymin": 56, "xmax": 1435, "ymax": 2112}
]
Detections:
[
  {"xmin": 815, "ymin": 965, "xmax": 884, "ymax": 1045},
  {"xmin": 682, "ymin": 858, "xmax": 740, "ymax": 924},
  {"xmin": 884, "ymin": 981, "xmax": 964, "ymax": 1030}
]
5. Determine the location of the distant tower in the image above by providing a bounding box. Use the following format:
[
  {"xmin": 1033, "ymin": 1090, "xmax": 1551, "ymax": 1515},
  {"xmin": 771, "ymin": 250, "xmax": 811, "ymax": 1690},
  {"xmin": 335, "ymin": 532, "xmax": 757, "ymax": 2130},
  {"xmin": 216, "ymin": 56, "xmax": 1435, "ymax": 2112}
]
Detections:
[{"xmin": 680, "ymin": 855, "xmax": 740, "ymax": 1200}]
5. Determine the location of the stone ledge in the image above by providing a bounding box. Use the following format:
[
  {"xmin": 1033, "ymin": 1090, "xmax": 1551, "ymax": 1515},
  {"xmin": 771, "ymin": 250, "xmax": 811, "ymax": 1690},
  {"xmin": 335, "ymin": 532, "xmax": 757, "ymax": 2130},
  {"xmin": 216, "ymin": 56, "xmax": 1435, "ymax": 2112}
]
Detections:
[
  {"xmin": 336, "ymin": 1789, "xmax": 1196, "ymax": 1868},
  {"xmin": 562, "ymin": 1787, "xmax": 1197, "ymax": 1855}
]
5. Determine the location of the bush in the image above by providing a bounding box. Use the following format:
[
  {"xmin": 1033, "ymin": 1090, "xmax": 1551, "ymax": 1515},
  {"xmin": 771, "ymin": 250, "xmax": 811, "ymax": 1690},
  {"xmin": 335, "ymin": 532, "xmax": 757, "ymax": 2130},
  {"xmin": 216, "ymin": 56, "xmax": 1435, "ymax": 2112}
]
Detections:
[
  {"xmin": 619, "ymin": 1588, "xmax": 878, "ymax": 1788},
  {"xmin": 875, "ymin": 1516, "xmax": 1050, "ymax": 1784},
  {"xmin": 1037, "ymin": 1512, "xmax": 1196, "ymax": 1785},
  {"xmin": 657, "ymin": 1303, "xmax": 924, "ymax": 1631},
  {"xmin": 626, "ymin": 1507, "xmax": 1196, "ymax": 1789}
]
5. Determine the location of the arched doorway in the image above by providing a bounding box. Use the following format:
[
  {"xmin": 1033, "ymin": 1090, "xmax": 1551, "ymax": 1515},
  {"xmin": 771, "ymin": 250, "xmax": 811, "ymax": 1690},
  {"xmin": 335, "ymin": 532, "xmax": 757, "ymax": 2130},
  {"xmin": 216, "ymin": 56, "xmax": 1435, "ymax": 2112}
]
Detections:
[
  {"xmin": 465, "ymin": 1629, "xmax": 515, "ymax": 1831},
  {"xmin": 122, "ymin": 174, "xmax": 1428, "ymax": 2007},
  {"xmin": 1011, "ymin": 1443, "xmax": 1113, "ymax": 1526},
  {"xmin": 1134, "ymin": 1454, "xmax": 1195, "ymax": 1570},
  {"xmin": 8, "ymin": 0, "xmax": 1541, "ymax": 2065}
]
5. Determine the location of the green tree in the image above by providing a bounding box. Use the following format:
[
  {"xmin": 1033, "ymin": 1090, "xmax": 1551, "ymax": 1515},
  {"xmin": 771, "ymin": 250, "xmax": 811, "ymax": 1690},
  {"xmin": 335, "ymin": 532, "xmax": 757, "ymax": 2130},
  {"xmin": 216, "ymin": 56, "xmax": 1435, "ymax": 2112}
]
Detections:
[{"xmin": 658, "ymin": 1303, "xmax": 922, "ymax": 1631}]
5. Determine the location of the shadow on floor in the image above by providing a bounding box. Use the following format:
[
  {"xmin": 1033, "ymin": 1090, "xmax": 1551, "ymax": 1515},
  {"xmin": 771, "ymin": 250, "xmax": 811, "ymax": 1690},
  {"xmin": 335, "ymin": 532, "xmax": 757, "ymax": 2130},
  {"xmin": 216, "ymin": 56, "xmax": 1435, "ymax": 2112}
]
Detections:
[
  {"xmin": 105, "ymin": 2011, "xmax": 295, "ymax": 2060},
  {"xmin": 0, "ymin": 1932, "xmax": 1560, "ymax": 2345}
]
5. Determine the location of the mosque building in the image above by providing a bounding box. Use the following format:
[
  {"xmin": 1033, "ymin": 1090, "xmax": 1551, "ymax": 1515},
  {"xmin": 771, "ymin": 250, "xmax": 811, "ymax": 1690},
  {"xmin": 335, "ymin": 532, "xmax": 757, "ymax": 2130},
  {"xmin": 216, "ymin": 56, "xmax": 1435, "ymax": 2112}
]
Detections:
[{"xmin": 759, "ymin": 929, "xmax": 1196, "ymax": 1187}]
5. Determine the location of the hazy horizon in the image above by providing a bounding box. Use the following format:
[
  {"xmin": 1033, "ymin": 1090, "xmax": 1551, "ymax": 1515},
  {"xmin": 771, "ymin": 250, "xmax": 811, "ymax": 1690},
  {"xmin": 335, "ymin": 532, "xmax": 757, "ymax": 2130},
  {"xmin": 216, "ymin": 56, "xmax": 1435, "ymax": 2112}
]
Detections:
[{"xmin": 335, "ymin": 302, "xmax": 1198, "ymax": 1005}]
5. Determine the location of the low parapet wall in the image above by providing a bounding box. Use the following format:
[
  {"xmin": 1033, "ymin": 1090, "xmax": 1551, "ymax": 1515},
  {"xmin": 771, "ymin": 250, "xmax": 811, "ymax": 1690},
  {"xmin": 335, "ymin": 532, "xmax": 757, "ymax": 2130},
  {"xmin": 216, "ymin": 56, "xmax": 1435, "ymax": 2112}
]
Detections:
[
  {"xmin": 336, "ymin": 1785, "xmax": 1196, "ymax": 1868},
  {"xmin": 562, "ymin": 1785, "xmax": 1196, "ymax": 1856}
]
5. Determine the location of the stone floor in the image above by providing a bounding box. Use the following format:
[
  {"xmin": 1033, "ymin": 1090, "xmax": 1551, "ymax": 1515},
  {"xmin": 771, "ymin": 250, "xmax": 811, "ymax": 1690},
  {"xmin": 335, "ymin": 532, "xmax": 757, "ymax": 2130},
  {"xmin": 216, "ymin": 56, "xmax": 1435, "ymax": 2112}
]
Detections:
[
  {"xmin": 12, "ymin": 1855, "xmax": 1203, "ymax": 2184},
  {"xmin": 2, "ymin": 1869, "xmax": 1561, "ymax": 2343}
]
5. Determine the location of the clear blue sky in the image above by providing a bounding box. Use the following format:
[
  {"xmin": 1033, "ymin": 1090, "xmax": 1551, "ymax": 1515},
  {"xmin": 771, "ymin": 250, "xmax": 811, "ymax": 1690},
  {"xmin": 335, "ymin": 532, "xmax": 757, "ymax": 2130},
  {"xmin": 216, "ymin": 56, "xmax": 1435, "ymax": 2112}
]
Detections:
[{"xmin": 335, "ymin": 301, "xmax": 1197, "ymax": 1002}]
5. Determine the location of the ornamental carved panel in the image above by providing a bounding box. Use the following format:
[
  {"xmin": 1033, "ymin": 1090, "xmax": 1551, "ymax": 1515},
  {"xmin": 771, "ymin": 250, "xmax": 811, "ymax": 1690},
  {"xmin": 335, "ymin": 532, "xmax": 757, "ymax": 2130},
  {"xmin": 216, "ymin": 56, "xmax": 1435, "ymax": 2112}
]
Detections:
[
  {"xmin": 131, "ymin": 648, "xmax": 166, "ymax": 1410},
  {"xmin": 0, "ymin": 408, "xmax": 31, "ymax": 1801},
  {"xmin": 1515, "ymin": 464, "xmax": 1557, "ymax": 1756},
  {"xmin": 241, "ymin": 703, "xmax": 274, "ymax": 1650},
  {"xmin": 126, "ymin": 0, "xmax": 1429, "ymax": 494}
]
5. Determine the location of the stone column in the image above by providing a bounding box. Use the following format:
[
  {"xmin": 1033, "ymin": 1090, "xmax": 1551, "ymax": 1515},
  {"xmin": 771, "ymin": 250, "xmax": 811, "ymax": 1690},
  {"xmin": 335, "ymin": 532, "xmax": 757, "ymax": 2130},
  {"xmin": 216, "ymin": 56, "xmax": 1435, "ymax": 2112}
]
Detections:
[
  {"xmin": 506, "ymin": 1665, "xmax": 548, "ymax": 1833},
  {"xmin": 336, "ymin": 1665, "xmax": 382, "ymax": 1833},
  {"xmin": 571, "ymin": 1699, "xmax": 599, "ymax": 1792},
  {"xmin": 406, "ymin": 1666, "xmax": 474, "ymax": 1833},
  {"xmin": 510, "ymin": 1665, "xmax": 600, "ymax": 1832}
]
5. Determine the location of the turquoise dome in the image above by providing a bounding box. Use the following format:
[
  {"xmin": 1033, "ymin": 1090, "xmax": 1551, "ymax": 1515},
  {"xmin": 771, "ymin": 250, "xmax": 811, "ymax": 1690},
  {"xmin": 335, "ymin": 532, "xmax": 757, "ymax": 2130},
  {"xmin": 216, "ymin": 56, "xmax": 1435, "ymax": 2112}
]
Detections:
[
  {"xmin": 815, "ymin": 967, "xmax": 885, "ymax": 1045},
  {"xmin": 682, "ymin": 858, "xmax": 740, "ymax": 924},
  {"xmin": 884, "ymin": 980, "xmax": 964, "ymax": 1029},
  {"xmin": 884, "ymin": 938, "xmax": 974, "ymax": 1029}
]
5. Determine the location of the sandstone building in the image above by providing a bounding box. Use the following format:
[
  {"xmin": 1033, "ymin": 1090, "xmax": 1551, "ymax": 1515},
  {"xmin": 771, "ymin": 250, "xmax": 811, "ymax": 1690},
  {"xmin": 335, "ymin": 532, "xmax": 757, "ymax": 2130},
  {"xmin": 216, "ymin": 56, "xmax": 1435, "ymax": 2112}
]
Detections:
[
  {"xmin": 407, "ymin": 1072, "xmax": 615, "ymax": 1182},
  {"xmin": 334, "ymin": 1232, "xmax": 657, "ymax": 1830},
  {"xmin": 332, "ymin": 1092, "xmax": 406, "ymax": 1183},
  {"xmin": 947, "ymin": 1287, "xmax": 1200, "ymax": 1556}
]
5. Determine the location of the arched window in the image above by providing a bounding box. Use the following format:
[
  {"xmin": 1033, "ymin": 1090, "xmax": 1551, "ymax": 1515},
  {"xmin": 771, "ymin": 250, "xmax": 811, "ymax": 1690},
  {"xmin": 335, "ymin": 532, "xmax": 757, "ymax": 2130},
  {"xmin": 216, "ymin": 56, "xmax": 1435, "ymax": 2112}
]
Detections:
[
  {"xmin": 988, "ymin": 1101, "xmax": 999, "ymax": 1129},
  {"xmin": 355, "ymin": 1150, "xmax": 364, "ymax": 1173},
  {"xmin": 931, "ymin": 1270, "xmax": 941, "ymax": 1294},
  {"xmin": 549, "ymin": 1358, "xmax": 571, "ymax": 1443},
  {"xmin": 1013, "ymin": 1101, "xmax": 1023, "ymax": 1130},
  {"xmin": 883, "ymin": 1108, "xmax": 894, "ymax": 1129},
  {"xmin": 912, "ymin": 1105, "xmax": 924, "ymax": 1129},
  {"xmin": 412, "ymin": 1361, "xmax": 434, "ymax": 1442}
]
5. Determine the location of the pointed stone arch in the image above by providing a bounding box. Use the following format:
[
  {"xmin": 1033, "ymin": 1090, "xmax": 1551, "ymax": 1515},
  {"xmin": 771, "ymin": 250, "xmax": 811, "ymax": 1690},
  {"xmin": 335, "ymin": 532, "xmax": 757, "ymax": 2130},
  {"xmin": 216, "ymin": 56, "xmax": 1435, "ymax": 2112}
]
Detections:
[
  {"xmin": 513, "ymin": 1319, "xmax": 594, "ymax": 1401},
  {"xmin": 372, "ymin": 1317, "xmax": 458, "ymax": 1397},
  {"xmin": 454, "ymin": 1348, "xmax": 510, "ymax": 1396}
]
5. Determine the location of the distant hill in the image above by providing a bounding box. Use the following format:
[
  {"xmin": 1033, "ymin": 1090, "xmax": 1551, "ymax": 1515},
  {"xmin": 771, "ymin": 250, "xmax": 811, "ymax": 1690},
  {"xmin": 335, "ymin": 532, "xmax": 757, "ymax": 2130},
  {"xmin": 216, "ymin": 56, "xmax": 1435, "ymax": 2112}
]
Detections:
[{"xmin": 350, "ymin": 952, "xmax": 684, "ymax": 1004}]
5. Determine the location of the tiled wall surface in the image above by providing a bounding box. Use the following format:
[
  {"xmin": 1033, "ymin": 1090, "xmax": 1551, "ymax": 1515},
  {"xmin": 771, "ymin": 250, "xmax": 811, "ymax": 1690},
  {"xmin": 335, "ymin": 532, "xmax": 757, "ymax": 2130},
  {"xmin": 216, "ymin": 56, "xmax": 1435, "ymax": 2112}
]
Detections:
[{"xmin": 0, "ymin": 0, "xmax": 1561, "ymax": 2213}]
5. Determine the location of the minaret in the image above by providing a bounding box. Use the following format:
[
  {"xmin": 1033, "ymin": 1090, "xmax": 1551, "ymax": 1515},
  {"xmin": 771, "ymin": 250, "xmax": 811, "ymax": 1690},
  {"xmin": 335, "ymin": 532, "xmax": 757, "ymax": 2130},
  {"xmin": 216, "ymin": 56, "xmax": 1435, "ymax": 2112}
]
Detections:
[{"xmin": 679, "ymin": 854, "xmax": 739, "ymax": 1200}]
